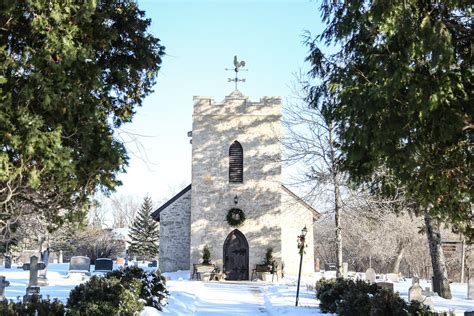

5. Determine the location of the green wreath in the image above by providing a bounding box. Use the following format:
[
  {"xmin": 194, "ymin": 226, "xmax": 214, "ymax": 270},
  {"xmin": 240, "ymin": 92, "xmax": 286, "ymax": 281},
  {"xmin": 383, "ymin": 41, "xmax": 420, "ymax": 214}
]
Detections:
[{"xmin": 226, "ymin": 208, "xmax": 246, "ymax": 227}]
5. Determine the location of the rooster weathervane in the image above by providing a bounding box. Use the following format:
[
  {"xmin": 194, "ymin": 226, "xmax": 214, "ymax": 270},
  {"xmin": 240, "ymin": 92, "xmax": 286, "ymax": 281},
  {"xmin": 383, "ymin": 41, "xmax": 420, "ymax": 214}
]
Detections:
[{"xmin": 226, "ymin": 56, "xmax": 247, "ymax": 90}]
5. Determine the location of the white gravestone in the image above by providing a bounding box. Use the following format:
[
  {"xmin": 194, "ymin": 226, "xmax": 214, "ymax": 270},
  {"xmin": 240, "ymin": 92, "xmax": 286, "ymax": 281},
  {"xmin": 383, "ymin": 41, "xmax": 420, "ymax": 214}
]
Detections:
[
  {"xmin": 365, "ymin": 268, "xmax": 376, "ymax": 284},
  {"xmin": 342, "ymin": 262, "xmax": 348, "ymax": 278}
]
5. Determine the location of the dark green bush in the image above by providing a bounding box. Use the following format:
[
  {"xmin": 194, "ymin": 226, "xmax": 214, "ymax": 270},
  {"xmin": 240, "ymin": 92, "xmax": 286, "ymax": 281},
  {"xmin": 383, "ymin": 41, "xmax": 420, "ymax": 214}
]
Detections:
[
  {"xmin": 316, "ymin": 278, "xmax": 431, "ymax": 315},
  {"xmin": 106, "ymin": 266, "xmax": 168, "ymax": 311},
  {"xmin": 66, "ymin": 275, "xmax": 143, "ymax": 315},
  {"xmin": 0, "ymin": 296, "xmax": 65, "ymax": 316}
]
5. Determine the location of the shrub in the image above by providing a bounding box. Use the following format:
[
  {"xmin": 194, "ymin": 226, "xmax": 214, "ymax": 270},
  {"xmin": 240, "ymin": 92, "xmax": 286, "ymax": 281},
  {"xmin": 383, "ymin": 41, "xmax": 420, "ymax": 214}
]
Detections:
[
  {"xmin": 0, "ymin": 296, "xmax": 65, "ymax": 316},
  {"xmin": 106, "ymin": 266, "xmax": 168, "ymax": 311},
  {"xmin": 315, "ymin": 278, "xmax": 431, "ymax": 315},
  {"xmin": 66, "ymin": 275, "xmax": 143, "ymax": 315}
]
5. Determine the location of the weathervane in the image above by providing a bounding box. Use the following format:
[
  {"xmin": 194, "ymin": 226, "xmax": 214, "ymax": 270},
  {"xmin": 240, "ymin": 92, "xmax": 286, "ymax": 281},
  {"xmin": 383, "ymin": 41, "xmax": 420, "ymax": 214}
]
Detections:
[{"xmin": 226, "ymin": 56, "xmax": 247, "ymax": 90}]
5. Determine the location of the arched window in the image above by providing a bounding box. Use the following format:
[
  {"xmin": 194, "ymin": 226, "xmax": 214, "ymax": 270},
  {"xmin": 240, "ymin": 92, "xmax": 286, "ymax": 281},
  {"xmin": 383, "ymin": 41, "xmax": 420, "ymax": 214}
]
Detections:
[{"xmin": 229, "ymin": 141, "xmax": 243, "ymax": 183}]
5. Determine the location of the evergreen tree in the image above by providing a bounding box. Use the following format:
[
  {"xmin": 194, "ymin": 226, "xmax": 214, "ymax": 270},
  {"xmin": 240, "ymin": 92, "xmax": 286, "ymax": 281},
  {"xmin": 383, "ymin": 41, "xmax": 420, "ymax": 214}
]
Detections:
[
  {"xmin": 306, "ymin": 0, "xmax": 472, "ymax": 298},
  {"xmin": 128, "ymin": 196, "xmax": 159, "ymax": 260},
  {"xmin": 0, "ymin": 0, "xmax": 165, "ymax": 228}
]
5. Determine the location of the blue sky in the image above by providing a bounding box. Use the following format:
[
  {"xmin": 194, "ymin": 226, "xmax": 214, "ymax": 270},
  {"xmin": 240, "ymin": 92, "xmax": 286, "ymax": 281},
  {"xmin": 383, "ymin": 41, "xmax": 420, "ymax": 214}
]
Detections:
[{"xmin": 111, "ymin": 0, "xmax": 324, "ymax": 204}]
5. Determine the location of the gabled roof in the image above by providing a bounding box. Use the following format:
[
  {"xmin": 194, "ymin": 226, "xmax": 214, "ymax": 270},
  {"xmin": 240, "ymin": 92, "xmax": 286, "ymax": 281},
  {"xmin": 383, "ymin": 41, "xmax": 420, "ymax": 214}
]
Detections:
[
  {"xmin": 281, "ymin": 185, "xmax": 320, "ymax": 219},
  {"xmin": 151, "ymin": 183, "xmax": 320, "ymax": 221},
  {"xmin": 151, "ymin": 184, "xmax": 191, "ymax": 221}
]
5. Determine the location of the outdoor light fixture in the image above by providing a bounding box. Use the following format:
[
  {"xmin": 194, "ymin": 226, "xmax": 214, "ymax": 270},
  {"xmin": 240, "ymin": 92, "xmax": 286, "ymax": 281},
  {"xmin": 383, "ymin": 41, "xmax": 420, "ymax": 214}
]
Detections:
[
  {"xmin": 302, "ymin": 226, "xmax": 307, "ymax": 237},
  {"xmin": 234, "ymin": 195, "xmax": 238, "ymax": 205},
  {"xmin": 296, "ymin": 225, "xmax": 307, "ymax": 307}
]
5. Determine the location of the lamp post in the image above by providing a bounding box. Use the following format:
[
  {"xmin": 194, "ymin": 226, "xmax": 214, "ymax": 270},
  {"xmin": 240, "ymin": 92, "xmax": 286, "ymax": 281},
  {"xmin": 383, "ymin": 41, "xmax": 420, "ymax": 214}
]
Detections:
[{"xmin": 295, "ymin": 225, "xmax": 307, "ymax": 307}]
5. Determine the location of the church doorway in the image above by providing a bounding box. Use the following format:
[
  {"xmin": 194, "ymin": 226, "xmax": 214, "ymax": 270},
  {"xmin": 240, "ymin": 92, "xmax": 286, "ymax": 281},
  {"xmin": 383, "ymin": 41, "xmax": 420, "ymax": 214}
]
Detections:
[{"xmin": 223, "ymin": 229, "xmax": 249, "ymax": 280}]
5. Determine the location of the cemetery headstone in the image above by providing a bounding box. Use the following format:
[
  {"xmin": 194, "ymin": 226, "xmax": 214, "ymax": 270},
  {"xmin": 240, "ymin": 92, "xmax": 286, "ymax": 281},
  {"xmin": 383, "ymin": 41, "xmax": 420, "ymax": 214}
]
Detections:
[
  {"xmin": 94, "ymin": 258, "xmax": 113, "ymax": 272},
  {"xmin": 0, "ymin": 254, "xmax": 4, "ymax": 267},
  {"xmin": 69, "ymin": 256, "xmax": 91, "ymax": 276},
  {"xmin": 365, "ymin": 268, "xmax": 376, "ymax": 284},
  {"xmin": 412, "ymin": 276, "xmax": 420, "ymax": 285},
  {"xmin": 116, "ymin": 258, "xmax": 125, "ymax": 265},
  {"xmin": 324, "ymin": 263, "xmax": 337, "ymax": 271},
  {"xmin": 315, "ymin": 258, "xmax": 320, "ymax": 272},
  {"xmin": 377, "ymin": 282, "xmax": 394, "ymax": 292},
  {"xmin": 4, "ymin": 255, "xmax": 11, "ymax": 269},
  {"xmin": 22, "ymin": 256, "xmax": 46, "ymax": 287},
  {"xmin": 59, "ymin": 250, "xmax": 63, "ymax": 264},
  {"xmin": 23, "ymin": 285, "xmax": 41, "ymax": 302},
  {"xmin": 423, "ymin": 286, "xmax": 434, "ymax": 297},
  {"xmin": 38, "ymin": 249, "xmax": 49, "ymax": 286},
  {"xmin": 408, "ymin": 284, "xmax": 424, "ymax": 302},
  {"xmin": 342, "ymin": 262, "xmax": 348, "ymax": 278},
  {"xmin": 468, "ymin": 275, "xmax": 474, "ymax": 300},
  {"xmin": 386, "ymin": 273, "xmax": 399, "ymax": 282},
  {"xmin": 133, "ymin": 261, "xmax": 138, "ymax": 267},
  {"xmin": 148, "ymin": 260, "xmax": 158, "ymax": 268},
  {"xmin": 0, "ymin": 276, "xmax": 10, "ymax": 301}
]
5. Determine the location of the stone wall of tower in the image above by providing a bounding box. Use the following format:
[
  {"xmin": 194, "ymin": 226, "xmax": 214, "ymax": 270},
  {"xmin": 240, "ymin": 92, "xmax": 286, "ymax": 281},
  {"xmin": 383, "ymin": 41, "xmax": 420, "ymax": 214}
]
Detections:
[
  {"xmin": 158, "ymin": 189, "xmax": 191, "ymax": 273},
  {"xmin": 190, "ymin": 91, "xmax": 282, "ymax": 274}
]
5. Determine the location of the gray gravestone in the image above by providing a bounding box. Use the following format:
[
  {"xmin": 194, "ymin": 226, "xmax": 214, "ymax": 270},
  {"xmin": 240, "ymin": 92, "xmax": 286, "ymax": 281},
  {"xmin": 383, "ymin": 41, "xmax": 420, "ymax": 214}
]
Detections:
[
  {"xmin": 0, "ymin": 276, "xmax": 10, "ymax": 301},
  {"xmin": 4, "ymin": 256, "xmax": 11, "ymax": 269},
  {"xmin": 38, "ymin": 249, "xmax": 49, "ymax": 286},
  {"xmin": 23, "ymin": 285, "xmax": 41, "ymax": 302},
  {"xmin": 377, "ymin": 282, "xmax": 394, "ymax": 292},
  {"xmin": 22, "ymin": 256, "xmax": 46, "ymax": 287},
  {"xmin": 409, "ymin": 284, "xmax": 424, "ymax": 302},
  {"xmin": 468, "ymin": 275, "xmax": 474, "ymax": 299},
  {"xmin": 324, "ymin": 263, "xmax": 337, "ymax": 271},
  {"xmin": 0, "ymin": 255, "xmax": 4, "ymax": 267},
  {"xmin": 366, "ymin": 268, "xmax": 376, "ymax": 284},
  {"xmin": 342, "ymin": 262, "xmax": 348, "ymax": 278},
  {"xmin": 423, "ymin": 286, "xmax": 434, "ymax": 297},
  {"xmin": 69, "ymin": 256, "xmax": 91, "ymax": 272},
  {"xmin": 386, "ymin": 273, "xmax": 398, "ymax": 282},
  {"xmin": 94, "ymin": 258, "xmax": 113, "ymax": 272},
  {"xmin": 412, "ymin": 276, "xmax": 420, "ymax": 285},
  {"xmin": 148, "ymin": 260, "xmax": 158, "ymax": 268}
]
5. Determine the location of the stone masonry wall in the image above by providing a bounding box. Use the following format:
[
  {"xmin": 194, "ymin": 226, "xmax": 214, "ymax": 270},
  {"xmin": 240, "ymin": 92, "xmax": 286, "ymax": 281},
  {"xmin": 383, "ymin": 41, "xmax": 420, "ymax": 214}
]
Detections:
[
  {"xmin": 159, "ymin": 189, "xmax": 191, "ymax": 273},
  {"xmin": 281, "ymin": 187, "xmax": 316, "ymax": 276},
  {"xmin": 190, "ymin": 90, "xmax": 282, "ymax": 276}
]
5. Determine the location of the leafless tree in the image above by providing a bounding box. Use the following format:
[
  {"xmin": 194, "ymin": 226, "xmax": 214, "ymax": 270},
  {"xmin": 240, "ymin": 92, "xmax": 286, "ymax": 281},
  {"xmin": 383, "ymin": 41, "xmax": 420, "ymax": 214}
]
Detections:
[
  {"xmin": 283, "ymin": 72, "xmax": 347, "ymax": 277},
  {"xmin": 110, "ymin": 195, "xmax": 140, "ymax": 228}
]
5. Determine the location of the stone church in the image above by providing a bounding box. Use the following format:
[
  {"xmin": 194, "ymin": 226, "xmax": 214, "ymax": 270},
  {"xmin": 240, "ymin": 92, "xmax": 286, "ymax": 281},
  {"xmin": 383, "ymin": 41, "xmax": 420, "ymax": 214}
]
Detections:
[{"xmin": 152, "ymin": 89, "xmax": 319, "ymax": 280}]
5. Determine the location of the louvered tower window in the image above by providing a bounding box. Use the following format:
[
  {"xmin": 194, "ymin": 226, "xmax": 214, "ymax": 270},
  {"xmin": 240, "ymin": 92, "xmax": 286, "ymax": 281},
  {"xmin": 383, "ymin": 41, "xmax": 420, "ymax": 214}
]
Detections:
[{"xmin": 229, "ymin": 141, "xmax": 243, "ymax": 183}]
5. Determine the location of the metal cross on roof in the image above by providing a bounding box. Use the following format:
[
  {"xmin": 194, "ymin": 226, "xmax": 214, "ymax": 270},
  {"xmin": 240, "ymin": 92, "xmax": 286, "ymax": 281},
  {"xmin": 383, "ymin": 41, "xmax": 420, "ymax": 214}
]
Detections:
[{"xmin": 226, "ymin": 56, "xmax": 247, "ymax": 90}]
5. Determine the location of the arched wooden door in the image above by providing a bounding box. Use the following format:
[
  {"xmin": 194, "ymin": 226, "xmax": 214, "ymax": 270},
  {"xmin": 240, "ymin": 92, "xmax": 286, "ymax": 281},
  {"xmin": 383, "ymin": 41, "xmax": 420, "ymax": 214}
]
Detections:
[{"xmin": 223, "ymin": 230, "xmax": 249, "ymax": 280}]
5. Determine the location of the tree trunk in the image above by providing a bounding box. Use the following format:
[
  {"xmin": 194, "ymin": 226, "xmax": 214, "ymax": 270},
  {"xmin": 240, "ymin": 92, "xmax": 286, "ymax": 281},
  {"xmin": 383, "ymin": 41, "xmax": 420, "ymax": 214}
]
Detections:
[
  {"xmin": 334, "ymin": 181, "xmax": 343, "ymax": 278},
  {"xmin": 391, "ymin": 242, "xmax": 405, "ymax": 274},
  {"xmin": 329, "ymin": 123, "xmax": 343, "ymax": 278},
  {"xmin": 424, "ymin": 210, "xmax": 452, "ymax": 299}
]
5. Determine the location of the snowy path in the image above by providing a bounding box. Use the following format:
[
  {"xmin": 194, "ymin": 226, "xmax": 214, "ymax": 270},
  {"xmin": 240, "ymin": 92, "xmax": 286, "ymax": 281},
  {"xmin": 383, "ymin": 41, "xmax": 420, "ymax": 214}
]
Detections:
[
  {"xmin": 162, "ymin": 279, "xmax": 268, "ymax": 315},
  {"xmin": 193, "ymin": 282, "xmax": 267, "ymax": 315}
]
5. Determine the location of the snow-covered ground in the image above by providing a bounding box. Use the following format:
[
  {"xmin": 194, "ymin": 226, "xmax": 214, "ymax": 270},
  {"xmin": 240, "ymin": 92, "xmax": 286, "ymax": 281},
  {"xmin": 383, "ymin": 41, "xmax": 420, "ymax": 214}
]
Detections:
[{"xmin": 1, "ymin": 264, "xmax": 472, "ymax": 315}]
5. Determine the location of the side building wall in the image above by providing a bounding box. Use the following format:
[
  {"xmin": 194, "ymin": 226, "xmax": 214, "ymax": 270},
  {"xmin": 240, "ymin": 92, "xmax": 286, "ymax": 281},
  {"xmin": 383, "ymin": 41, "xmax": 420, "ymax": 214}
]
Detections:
[
  {"xmin": 280, "ymin": 187, "xmax": 315, "ymax": 276},
  {"xmin": 158, "ymin": 189, "xmax": 191, "ymax": 272}
]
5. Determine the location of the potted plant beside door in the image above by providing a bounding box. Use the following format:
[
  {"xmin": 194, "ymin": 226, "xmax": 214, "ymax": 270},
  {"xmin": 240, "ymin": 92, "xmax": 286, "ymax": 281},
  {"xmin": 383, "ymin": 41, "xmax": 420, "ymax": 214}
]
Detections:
[
  {"xmin": 193, "ymin": 245, "xmax": 216, "ymax": 281},
  {"xmin": 261, "ymin": 248, "xmax": 278, "ymax": 282}
]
